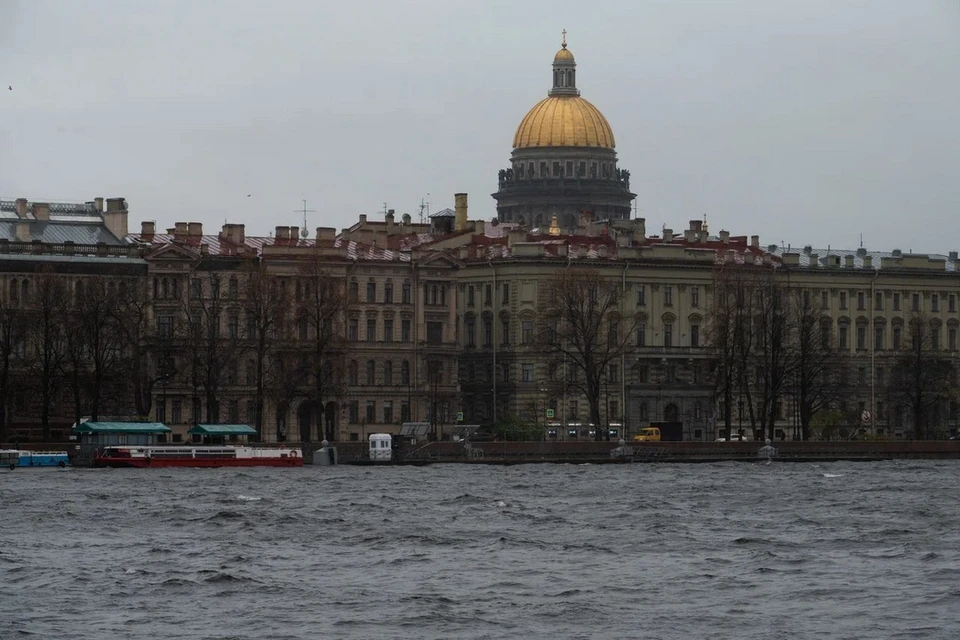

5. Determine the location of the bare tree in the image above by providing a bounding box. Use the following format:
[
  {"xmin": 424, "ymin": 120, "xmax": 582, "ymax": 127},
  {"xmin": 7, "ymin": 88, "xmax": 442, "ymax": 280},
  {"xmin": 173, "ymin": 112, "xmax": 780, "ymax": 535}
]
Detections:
[
  {"xmin": 753, "ymin": 268, "xmax": 792, "ymax": 440},
  {"xmin": 888, "ymin": 313, "xmax": 953, "ymax": 439},
  {"xmin": 239, "ymin": 260, "xmax": 289, "ymax": 440},
  {"xmin": 789, "ymin": 287, "xmax": 848, "ymax": 440},
  {"xmin": 26, "ymin": 268, "xmax": 68, "ymax": 440},
  {"xmin": 297, "ymin": 255, "xmax": 346, "ymax": 441},
  {"xmin": 0, "ymin": 290, "xmax": 27, "ymax": 441},
  {"xmin": 183, "ymin": 272, "xmax": 236, "ymax": 424},
  {"xmin": 114, "ymin": 278, "xmax": 174, "ymax": 419},
  {"xmin": 538, "ymin": 268, "xmax": 639, "ymax": 441}
]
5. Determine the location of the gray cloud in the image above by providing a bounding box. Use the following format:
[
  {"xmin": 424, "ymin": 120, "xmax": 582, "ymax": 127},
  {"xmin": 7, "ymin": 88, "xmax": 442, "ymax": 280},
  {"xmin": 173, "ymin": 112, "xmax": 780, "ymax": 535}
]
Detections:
[{"xmin": 1, "ymin": 0, "xmax": 958, "ymax": 253}]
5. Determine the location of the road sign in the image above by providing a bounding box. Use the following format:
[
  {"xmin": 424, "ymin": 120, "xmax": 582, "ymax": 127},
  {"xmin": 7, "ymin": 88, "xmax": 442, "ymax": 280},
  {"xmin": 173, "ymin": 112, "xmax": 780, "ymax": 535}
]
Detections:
[
  {"xmin": 456, "ymin": 411, "xmax": 464, "ymax": 422},
  {"xmin": 546, "ymin": 408, "xmax": 555, "ymax": 419}
]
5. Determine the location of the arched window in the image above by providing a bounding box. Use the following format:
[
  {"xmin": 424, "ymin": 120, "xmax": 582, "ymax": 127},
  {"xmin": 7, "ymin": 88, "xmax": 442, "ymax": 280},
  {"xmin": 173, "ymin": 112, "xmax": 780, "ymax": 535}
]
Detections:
[
  {"xmin": 401, "ymin": 360, "xmax": 410, "ymax": 385},
  {"xmin": 366, "ymin": 360, "xmax": 375, "ymax": 385},
  {"xmin": 384, "ymin": 361, "xmax": 393, "ymax": 386},
  {"xmin": 348, "ymin": 360, "xmax": 359, "ymax": 386},
  {"xmin": 161, "ymin": 278, "xmax": 169, "ymax": 299}
]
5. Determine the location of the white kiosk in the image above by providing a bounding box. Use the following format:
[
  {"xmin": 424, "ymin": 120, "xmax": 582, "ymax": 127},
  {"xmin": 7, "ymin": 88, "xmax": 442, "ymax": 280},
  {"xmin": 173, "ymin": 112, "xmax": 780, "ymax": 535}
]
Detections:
[{"xmin": 368, "ymin": 433, "xmax": 393, "ymax": 462}]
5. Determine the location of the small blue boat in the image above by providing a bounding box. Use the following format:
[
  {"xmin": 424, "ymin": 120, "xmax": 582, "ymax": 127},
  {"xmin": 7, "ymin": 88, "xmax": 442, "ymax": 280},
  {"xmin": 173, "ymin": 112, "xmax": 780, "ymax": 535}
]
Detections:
[{"xmin": 0, "ymin": 450, "xmax": 70, "ymax": 470}]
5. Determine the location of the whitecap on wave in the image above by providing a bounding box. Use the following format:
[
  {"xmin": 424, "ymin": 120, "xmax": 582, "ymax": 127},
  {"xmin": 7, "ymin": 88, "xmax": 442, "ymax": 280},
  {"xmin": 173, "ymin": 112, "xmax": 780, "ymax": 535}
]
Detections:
[
  {"xmin": 237, "ymin": 495, "xmax": 262, "ymax": 502},
  {"xmin": 822, "ymin": 473, "xmax": 845, "ymax": 478}
]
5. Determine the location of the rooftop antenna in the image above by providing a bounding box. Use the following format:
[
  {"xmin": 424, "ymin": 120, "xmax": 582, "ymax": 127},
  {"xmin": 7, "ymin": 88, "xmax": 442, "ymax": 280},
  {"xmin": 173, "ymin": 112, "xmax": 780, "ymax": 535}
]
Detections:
[
  {"xmin": 419, "ymin": 194, "xmax": 430, "ymax": 225},
  {"xmin": 295, "ymin": 199, "xmax": 316, "ymax": 238},
  {"xmin": 859, "ymin": 233, "xmax": 863, "ymax": 248},
  {"xmin": 382, "ymin": 202, "xmax": 388, "ymax": 216}
]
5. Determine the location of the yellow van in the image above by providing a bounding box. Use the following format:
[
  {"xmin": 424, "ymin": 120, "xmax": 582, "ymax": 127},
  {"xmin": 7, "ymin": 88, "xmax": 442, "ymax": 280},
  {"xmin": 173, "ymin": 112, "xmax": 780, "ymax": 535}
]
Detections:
[{"xmin": 633, "ymin": 427, "xmax": 661, "ymax": 442}]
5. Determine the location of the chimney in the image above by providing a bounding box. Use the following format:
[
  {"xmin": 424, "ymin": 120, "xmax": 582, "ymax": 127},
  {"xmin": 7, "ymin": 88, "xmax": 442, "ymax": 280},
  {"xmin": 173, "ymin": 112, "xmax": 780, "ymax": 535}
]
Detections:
[
  {"xmin": 15, "ymin": 221, "xmax": 30, "ymax": 242},
  {"xmin": 94, "ymin": 197, "xmax": 104, "ymax": 212},
  {"xmin": 200, "ymin": 243, "xmax": 209, "ymax": 256},
  {"xmin": 744, "ymin": 252, "xmax": 755, "ymax": 264},
  {"xmin": 844, "ymin": 254, "xmax": 855, "ymax": 268},
  {"xmin": 219, "ymin": 223, "xmax": 246, "ymax": 245},
  {"xmin": 33, "ymin": 202, "xmax": 50, "ymax": 221},
  {"xmin": 684, "ymin": 229, "xmax": 696, "ymax": 243},
  {"xmin": 188, "ymin": 222, "xmax": 203, "ymax": 237},
  {"xmin": 508, "ymin": 228, "xmax": 526, "ymax": 246},
  {"xmin": 316, "ymin": 227, "xmax": 336, "ymax": 243},
  {"xmin": 275, "ymin": 226, "xmax": 288, "ymax": 240},
  {"xmin": 863, "ymin": 255, "xmax": 873, "ymax": 268},
  {"xmin": 173, "ymin": 222, "xmax": 188, "ymax": 239},
  {"xmin": 14, "ymin": 198, "xmax": 28, "ymax": 218},
  {"xmin": 719, "ymin": 230, "xmax": 730, "ymax": 244},
  {"xmin": 454, "ymin": 193, "xmax": 468, "ymax": 232},
  {"xmin": 290, "ymin": 227, "xmax": 300, "ymax": 242},
  {"xmin": 690, "ymin": 219, "xmax": 702, "ymax": 232},
  {"xmin": 473, "ymin": 219, "xmax": 486, "ymax": 236},
  {"xmin": 141, "ymin": 221, "xmax": 156, "ymax": 238},
  {"xmin": 662, "ymin": 228, "xmax": 673, "ymax": 243},
  {"xmin": 750, "ymin": 235, "xmax": 760, "ymax": 249},
  {"xmin": 809, "ymin": 253, "xmax": 819, "ymax": 266},
  {"xmin": 598, "ymin": 244, "xmax": 609, "ymax": 258},
  {"xmin": 385, "ymin": 208, "xmax": 395, "ymax": 226},
  {"xmin": 103, "ymin": 197, "xmax": 129, "ymax": 239},
  {"xmin": 577, "ymin": 244, "xmax": 587, "ymax": 258},
  {"xmin": 359, "ymin": 214, "xmax": 367, "ymax": 224}
]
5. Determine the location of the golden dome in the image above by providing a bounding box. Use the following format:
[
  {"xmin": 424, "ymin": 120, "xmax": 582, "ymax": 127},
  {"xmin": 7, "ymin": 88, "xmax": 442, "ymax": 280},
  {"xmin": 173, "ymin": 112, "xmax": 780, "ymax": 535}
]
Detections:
[
  {"xmin": 513, "ymin": 95, "xmax": 615, "ymax": 149},
  {"xmin": 554, "ymin": 46, "xmax": 575, "ymax": 62}
]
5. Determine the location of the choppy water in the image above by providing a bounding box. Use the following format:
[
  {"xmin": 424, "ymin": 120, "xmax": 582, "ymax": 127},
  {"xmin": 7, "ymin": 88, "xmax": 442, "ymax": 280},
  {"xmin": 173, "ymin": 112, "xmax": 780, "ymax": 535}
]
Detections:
[{"xmin": 2, "ymin": 461, "xmax": 959, "ymax": 639}]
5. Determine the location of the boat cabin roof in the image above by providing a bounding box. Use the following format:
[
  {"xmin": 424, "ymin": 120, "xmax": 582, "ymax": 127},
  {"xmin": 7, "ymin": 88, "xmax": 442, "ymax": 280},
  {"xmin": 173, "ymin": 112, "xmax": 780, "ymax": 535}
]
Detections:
[
  {"xmin": 74, "ymin": 422, "xmax": 171, "ymax": 434},
  {"xmin": 188, "ymin": 424, "xmax": 258, "ymax": 436}
]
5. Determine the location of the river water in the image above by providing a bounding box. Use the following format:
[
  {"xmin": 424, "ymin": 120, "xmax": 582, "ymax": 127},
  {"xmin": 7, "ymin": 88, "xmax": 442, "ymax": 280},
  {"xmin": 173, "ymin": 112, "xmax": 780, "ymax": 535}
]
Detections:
[{"xmin": 2, "ymin": 461, "xmax": 959, "ymax": 639}]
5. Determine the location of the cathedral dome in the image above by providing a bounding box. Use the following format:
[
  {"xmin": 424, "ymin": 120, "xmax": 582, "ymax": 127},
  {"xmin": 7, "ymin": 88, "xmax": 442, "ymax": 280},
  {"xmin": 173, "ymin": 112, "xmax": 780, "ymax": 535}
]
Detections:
[
  {"xmin": 512, "ymin": 95, "xmax": 615, "ymax": 149},
  {"xmin": 554, "ymin": 45, "xmax": 575, "ymax": 62}
]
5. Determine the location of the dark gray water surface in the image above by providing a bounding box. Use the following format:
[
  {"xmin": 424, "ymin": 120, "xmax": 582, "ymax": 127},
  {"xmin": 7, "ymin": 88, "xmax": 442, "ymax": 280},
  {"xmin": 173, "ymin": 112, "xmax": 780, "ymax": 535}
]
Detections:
[{"xmin": 2, "ymin": 461, "xmax": 959, "ymax": 639}]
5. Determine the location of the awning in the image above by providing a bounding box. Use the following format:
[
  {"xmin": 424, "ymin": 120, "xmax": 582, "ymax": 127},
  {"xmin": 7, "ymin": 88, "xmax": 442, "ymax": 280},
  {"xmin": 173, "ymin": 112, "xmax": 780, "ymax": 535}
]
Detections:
[
  {"xmin": 73, "ymin": 422, "xmax": 171, "ymax": 434},
  {"xmin": 188, "ymin": 424, "xmax": 258, "ymax": 436}
]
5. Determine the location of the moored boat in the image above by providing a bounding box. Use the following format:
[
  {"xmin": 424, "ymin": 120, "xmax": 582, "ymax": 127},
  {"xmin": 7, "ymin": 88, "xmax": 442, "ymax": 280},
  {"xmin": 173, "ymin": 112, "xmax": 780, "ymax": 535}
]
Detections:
[
  {"xmin": 95, "ymin": 445, "xmax": 303, "ymax": 468},
  {"xmin": 0, "ymin": 450, "xmax": 70, "ymax": 470}
]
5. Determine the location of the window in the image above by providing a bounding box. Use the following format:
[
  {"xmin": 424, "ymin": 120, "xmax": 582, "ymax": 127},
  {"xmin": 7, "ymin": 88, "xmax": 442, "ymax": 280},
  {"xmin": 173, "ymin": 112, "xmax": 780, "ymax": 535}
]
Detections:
[
  {"xmin": 892, "ymin": 292, "xmax": 901, "ymax": 310},
  {"xmin": 401, "ymin": 361, "xmax": 410, "ymax": 385},
  {"xmin": 893, "ymin": 326, "xmax": 902, "ymax": 350},
  {"xmin": 932, "ymin": 294, "xmax": 940, "ymax": 312},
  {"xmin": 502, "ymin": 283, "xmax": 510, "ymax": 305},
  {"xmin": 664, "ymin": 324, "xmax": 673, "ymax": 347},
  {"xmin": 402, "ymin": 282, "xmax": 411, "ymax": 304},
  {"xmin": 875, "ymin": 292, "xmax": 883, "ymax": 311},
  {"xmin": 821, "ymin": 291, "xmax": 829, "ymax": 310},
  {"xmin": 468, "ymin": 285, "xmax": 475, "ymax": 307},
  {"xmin": 296, "ymin": 315, "xmax": 307, "ymax": 341},
  {"xmin": 521, "ymin": 320, "xmax": 534, "ymax": 344},
  {"xmin": 466, "ymin": 318, "xmax": 476, "ymax": 347},
  {"xmin": 228, "ymin": 312, "xmax": 239, "ymax": 339},
  {"xmin": 246, "ymin": 400, "xmax": 256, "ymax": 425},
  {"xmin": 190, "ymin": 278, "xmax": 202, "ymax": 299},
  {"xmin": 608, "ymin": 363, "xmax": 618, "ymax": 383},
  {"xmin": 839, "ymin": 292, "xmax": 847, "ymax": 310},
  {"xmin": 349, "ymin": 281, "xmax": 359, "ymax": 302},
  {"xmin": 932, "ymin": 327, "xmax": 940, "ymax": 350},
  {"xmin": 609, "ymin": 399, "xmax": 620, "ymax": 422},
  {"xmin": 384, "ymin": 318, "xmax": 393, "ymax": 342},
  {"xmin": 950, "ymin": 327, "xmax": 958, "ymax": 351},
  {"xmin": 383, "ymin": 401, "xmax": 393, "ymax": 424},
  {"xmin": 637, "ymin": 324, "xmax": 646, "ymax": 346},
  {"xmin": 912, "ymin": 293, "xmax": 920, "ymax": 312},
  {"xmin": 384, "ymin": 281, "xmax": 393, "ymax": 303},
  {"xmin": 366, "ymin": 360, "xmax": 375, "ymax": 385},
  {"xmin": 691, "ymin": 287, "xmax": 699, "ymax": 308},
  {"xmin": 155, "ymin": 399, "xmax": 166, "ymax": 423},
  {"xmin": 366, "ymin": 401, "xmax": 375, "ymax": 423},
  {"xmin": 483, "ymin": 318, "xmax": 492, "ymax": 346},
  {"xmin": 157, "ymin": 315, "xmax": 174, "ymax": 338},
  {"xmin": 664, "ymin": 286, "xmax": 673, "ymax": 306},
  {"xmin": 500, "ymin": 318, "xmax": 510, "ymax": 344},
  {"xmin": 857, "ymin": 291, "xmax": 865, "ymax": 310},
  {"xmin": 228, "ymin": 400, "xmax": 239, "ymax": 423},
  {"xmin": 858, "ymin": 366, "xmax": 867, "ymax": 386},
  {"xmin": 366, "ymin": 318, "xmax": 376, "ymax": 341},
  {"xmin": 426, "ymin": 321, "xmax": 443, "ymax": 344},
  {"xmin": 821, "ymin": 323, "xmax": 831, "ymax": 346},
  {"xmin": 876, "ymin": 367, "xmax": 885, "ymax": 386},
  {"xmin": 384, "ymin": 361, "xmax": 393, "ymax": 386},
  {"xmin": 637, "ymin": 365, "xmax": 649, "ymax": 383},
  {"xmin": 875, "ymin": 326, "xmax": 884, "ymax": 350},
  {"xmin": 400, "ymin": 402, "xmax": 410, "ymax": 423},
  {"xmin": 839, "ymin": 325, "xmax": 849, "ymax": 350},
  {"xmin": 522, "ymin": 363, "xmax": 534, "ymax": 382},
  {"xmin": 348, "ymin": 361, "xmax": 358, "ymax": 386},
  {"xmin": 636, "ymin": 285, "xmax": 646, "ymax": 307},
  {"xmin": 690, "ymin": 324, "xmax": 700, "ymax": 348},
  {"xmin": 857, "ymin": 326, "xmax": 866, "ymax": 350},
  {"xmin": 951, "ymin": 294, "xmax": 957, "ymax": 313},
  {"xmin": 401, "ymin": 319, "xmax": 411, "ymax": 342},
  {"xmin": 228, "ymin": 277, "xmax": 238, "ymax": 299},
  {"xmin": 348, "ymin": 401, "xmax": 359, "ymax": 423},
  {"xmin": 485, "ymin": 284, "xmax": 492, "ymax": 306},
  {"xmin": 348, "ymin": 318, "xmax": 358, "ymax": 341},
  {"xmin": 171, "ymin": 399, "xmax": 182, "ymax": 424}
]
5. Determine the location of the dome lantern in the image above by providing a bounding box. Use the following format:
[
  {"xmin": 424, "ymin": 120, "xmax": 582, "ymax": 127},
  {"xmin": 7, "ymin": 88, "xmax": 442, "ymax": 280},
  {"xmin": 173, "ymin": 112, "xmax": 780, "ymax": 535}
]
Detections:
[{"xmin": 551, "ymin": 29, "xmax": 578, "ymax": 96}]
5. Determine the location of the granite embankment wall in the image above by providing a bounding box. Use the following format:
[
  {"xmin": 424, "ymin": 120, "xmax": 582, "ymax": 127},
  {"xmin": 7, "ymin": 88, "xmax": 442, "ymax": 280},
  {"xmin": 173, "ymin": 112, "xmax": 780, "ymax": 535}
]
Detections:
[{"xmin": 314, "ymin": 440, "xmax": 960, "ymax": 464}]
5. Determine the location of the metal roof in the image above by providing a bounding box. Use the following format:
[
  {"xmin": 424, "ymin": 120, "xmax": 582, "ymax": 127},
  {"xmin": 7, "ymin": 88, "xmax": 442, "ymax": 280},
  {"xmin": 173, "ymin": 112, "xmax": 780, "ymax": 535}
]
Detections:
[
  {"xmin": 73, "ymin": 422, "xmax": 171, "ymax": 434},
  {"xmin": 0, "ymin": 220, "xmax": 122, "ymax": 245},
  {"xmin": 767, "ymin": 246, "xmax": 958, "ymax": 272},
  {"xmin": 188, "ymin": 424, "xmax": 257, "ymax": 436}
]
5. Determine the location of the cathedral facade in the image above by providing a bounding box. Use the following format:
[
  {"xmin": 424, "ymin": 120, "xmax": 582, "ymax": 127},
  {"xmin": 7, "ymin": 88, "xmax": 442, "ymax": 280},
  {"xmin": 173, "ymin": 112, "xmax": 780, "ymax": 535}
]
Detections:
[{"xmin": 492, "ymin": 36, "xmax": 636, "ymax": 230}]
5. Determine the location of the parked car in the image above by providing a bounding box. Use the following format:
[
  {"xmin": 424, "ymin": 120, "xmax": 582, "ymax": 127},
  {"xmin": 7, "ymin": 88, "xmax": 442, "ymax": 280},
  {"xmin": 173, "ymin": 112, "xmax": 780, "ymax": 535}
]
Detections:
[
  {"xmin": 716, "ymin": 434, "xmax": 752, "ymax": 442},
  {"xmin": 633, "ymin": 427, "xmax": 661, "ymax": 442}
]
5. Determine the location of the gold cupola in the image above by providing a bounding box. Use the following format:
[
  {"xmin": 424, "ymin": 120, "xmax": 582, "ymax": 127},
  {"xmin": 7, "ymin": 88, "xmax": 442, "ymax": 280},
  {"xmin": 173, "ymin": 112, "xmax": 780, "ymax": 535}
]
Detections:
[{"xmin": 512, "ymin": 32, "xmax": 616, "ymax": 149}]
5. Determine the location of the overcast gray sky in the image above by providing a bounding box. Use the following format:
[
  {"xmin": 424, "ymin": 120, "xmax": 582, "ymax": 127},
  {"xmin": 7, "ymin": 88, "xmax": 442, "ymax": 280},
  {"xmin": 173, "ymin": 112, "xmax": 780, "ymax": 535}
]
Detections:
[{"xmin": 2, "ymin": 0, "xmax": 958, "ymax": 253}]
